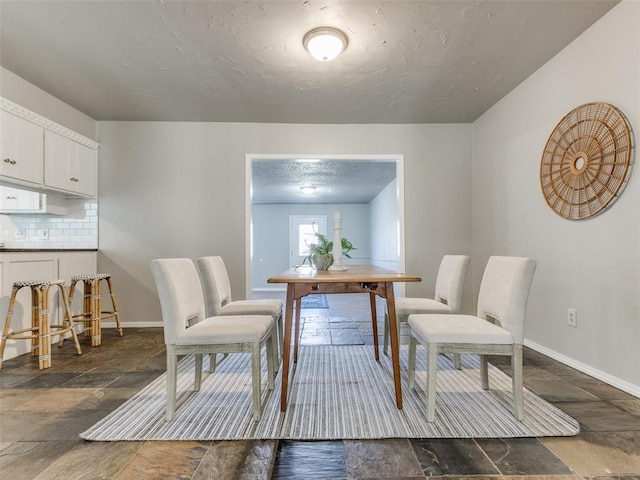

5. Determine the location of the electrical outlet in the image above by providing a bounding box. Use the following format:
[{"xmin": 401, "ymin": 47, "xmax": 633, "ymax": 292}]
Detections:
[
  {"xmin": 39, "ymin": 229, "xmax": 49, "ymax": 240},
  {"xmin": 14, "ymin": 228, "xmax": 25, "ymax": 239},
  {"xmin": 567, "ymin": 308, "xmax": 577, "ymax": 327}
]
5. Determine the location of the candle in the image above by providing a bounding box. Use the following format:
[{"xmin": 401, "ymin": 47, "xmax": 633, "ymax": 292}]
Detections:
[{"xmin": 329, "ymin": 210, "xmax": 346, "ymax": 270}]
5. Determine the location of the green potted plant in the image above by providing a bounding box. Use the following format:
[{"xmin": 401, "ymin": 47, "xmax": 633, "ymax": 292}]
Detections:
[{"xmin": 303, "ymin": 233, "xmax": 356, "ymax": 270}]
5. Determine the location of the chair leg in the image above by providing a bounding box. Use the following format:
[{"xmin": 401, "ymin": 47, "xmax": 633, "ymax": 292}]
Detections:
[
  {"xmin": 267, "ymin": 333, "xmax": 275, "ymax": 390},
  {"xmin": 512, "ymin": 344, "xmax": 524, "ymax": 421},
  {"xmin": 276, "ymin": 313, "xmax": 284, "ymax": 362},
  {"xmin": 271, "ymin": 328, "xmax": 282, "ymax": 378},
  {"xmin": 166, "ymin": 345, "xmax": 177, "ymax": 421},
  {"xmin": 251, "ymin": 342, "xmax": 262, "ymax": 421},
  {"xmin": 209, "ymin": 353, "xmax": 217, "ymax": 373},
  {"xmin": 383, "ymin": 310, "xmax": 390, "ymax": 355},
  {"xmin": 407, "ymin": 333, "xmax": 417, "ymax": 388},
  {"xmin": 209, "ymin": 353, "xmax": 230, "ymax": 373},
  {"xmin": 194, "ymin": 354, "xmax": 203, "ymax": 391},
  {"xmin": 426, "ymin": 342, "xmax": 438, "ymax": 422},
  {"xmin": 453, "ymin": 353, "xmax": 462, "ymax": 369},
  {"xmin": 369, "ymin": 292, "xmax": 379, "ymax": 360},
  {"xmin": 480, "ymin": 354, "xmax": 489, "ymax": 390}
]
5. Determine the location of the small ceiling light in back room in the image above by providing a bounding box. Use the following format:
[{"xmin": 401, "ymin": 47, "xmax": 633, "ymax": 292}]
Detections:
[
  {"xmin": 300, "ymin": 186, "xmax": 317, "ymax": 195},
  {"xmin": 303, "ymin": 27, "xmax": 348, "ymax": 61}
]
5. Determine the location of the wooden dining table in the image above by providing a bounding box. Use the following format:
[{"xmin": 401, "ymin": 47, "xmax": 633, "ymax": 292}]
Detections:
[{"xmin": 267, "ymin": 264, "xmax": 421, "ymax": 412}]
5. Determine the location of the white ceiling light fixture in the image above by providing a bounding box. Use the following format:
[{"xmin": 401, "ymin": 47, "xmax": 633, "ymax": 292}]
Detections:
[
  {"xmin": 303, "ymin": 27, "xmax": 348, "ymax": 62},
  {"xmin": 300, "ymin": 186, "xmax": 317, "ymax": 195}
]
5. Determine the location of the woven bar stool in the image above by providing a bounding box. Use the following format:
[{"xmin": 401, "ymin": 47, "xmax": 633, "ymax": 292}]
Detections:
[
  {"xmin": 0, "ymin": 280, "xmax": 82, "ymax": 370},
  {"xmin": 68, "ymin": 274, "xmax": 123, "ymax": 346}
]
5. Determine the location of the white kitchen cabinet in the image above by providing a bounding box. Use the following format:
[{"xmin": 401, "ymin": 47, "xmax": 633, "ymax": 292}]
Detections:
[
  {"xmin": 0, "ymin": 110, "xmax": 44, "ymax": 186},
  {"xmin": 0, "ymin": 185, "xmax": 68, "ymax": 215},
  {"xmin": 0, "ymin": 251, "xmax": 97, "ymax": 361},
  {"xmin": 44, "ymin": 130, "xmax": 97, "ymax": 197},
  {"xmin": 0, "ymin": 185, "xmax": 41, "ymax": 211}
]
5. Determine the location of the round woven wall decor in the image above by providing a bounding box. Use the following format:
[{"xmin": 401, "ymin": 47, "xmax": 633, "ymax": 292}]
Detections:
[{"xmin": 540, "ymin": 102, "xmax": 633, "ymax": 220}]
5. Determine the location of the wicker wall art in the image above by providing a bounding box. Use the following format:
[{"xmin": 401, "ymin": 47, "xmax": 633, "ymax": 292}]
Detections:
[{"xmin": 540, "ymin": 102, "xmax": 633, "ymax": 220}]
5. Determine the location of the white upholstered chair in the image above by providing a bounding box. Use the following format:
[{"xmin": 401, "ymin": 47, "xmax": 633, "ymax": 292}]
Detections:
[
  {"xmin": 151, "ymin": 258, "xmax": 276, "ymax": 422},
  {"xmin": 196, "ymin": 256, "xmax": 283, "ymax": 364},
  {"xmin": 383, "ymin": 255, "xmax": 470, "ymax": 369},
  {"xmin": 407, "ymin": 256, "xmax": 536, "ymax": 422}
]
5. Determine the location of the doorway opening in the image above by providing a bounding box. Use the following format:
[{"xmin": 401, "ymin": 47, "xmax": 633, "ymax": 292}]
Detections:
[{"xmin": 246, "ymin": 154, "xmax": 405, "ymax": 298}]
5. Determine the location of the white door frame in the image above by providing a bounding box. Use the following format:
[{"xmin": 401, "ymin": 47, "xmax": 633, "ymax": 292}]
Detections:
[{"xmin": 245, "ymin": 154, "xmax": 406, "ymax": 297}]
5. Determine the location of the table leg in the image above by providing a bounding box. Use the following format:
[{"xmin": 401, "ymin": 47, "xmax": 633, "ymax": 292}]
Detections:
[
  {"xmin": 369, "ymin": 292, "xmax": 379, "ymax": 361},
  {"xmin": 294, "ymin": 298, "xmax": 302, "ymax": 363},
  {"xmin": 280, "ymin": 283, "xmax": 295, "ymax": 412},
  {"xmin": 385, "ymin": 282, "xmax": 403, "ymax": 409}
]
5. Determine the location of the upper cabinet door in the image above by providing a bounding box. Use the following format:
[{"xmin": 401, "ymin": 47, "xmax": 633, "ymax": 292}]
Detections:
[
  {"xmin": 0, "ymin": 110, "xmax": 44, "ymax": 185},
  {"xmin": 0, "ymin": 185, "xmax": 41, "ymax": 211},
  {"xmin": 44, "ymin": 130, "xmax": 97, "ymax": 197},
  {"xmin": 72, "ymin": 142, "xmax": 97, "ymax": 197},
  {"xmin": 44, "ymin": 130, "xmax": 72, "ymax": 191}
]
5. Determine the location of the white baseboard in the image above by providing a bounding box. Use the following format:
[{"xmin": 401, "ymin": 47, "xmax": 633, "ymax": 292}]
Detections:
[{"xmin": 524, "ymin": 339, "xmax": 640, "ymax": 398}]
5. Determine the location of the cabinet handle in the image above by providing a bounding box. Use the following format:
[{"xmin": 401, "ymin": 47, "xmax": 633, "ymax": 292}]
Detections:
[
  {"xmin": 6, "ymin": 196, "xmax": 17, "ymax": 200},
  {"xmin": 3, "ymin": 158, "xmax": 16, "ymax": 164},
  {"xmin": 70, "ymin": 177, "xmax": 79, "ymax": 182}
]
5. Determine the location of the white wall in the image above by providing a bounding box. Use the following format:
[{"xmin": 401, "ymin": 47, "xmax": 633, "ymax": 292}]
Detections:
[
  {"xmin": 97, "ymin": 122, "xmax": 473, "ymax": 328},
  {"xmin": 472, "ymin": 1, "xmax": 639, "ymax": 395},
  {"xmin": 370, "ymin": 178, "xmax": 399, "ymax": 271},
  {"xmin": 252, "ymin": 203, "xmax": 371, "ymax": 289}
]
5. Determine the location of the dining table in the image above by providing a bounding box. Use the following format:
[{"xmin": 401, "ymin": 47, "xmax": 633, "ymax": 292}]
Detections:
[{"xmin": 267, "ymin": 264, "xmax": 421, "ymax": 412}]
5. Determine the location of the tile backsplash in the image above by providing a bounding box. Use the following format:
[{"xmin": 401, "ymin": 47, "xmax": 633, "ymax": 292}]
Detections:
[{"xmin": 0, "ymin": 200, "xmax": 98, "ymax": 249}]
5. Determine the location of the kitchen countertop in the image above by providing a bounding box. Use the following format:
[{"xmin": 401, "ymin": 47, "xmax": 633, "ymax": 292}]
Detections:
[{"xmin": 0, "ymin": 249, "xmax": 98, "ymax": 252}]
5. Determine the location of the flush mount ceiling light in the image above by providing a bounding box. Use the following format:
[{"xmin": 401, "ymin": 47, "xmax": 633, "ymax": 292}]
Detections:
[
  {"xmin": 300, "ymin": 186, "xmax": 317, "ymax": 195},
  {"xmin": 303, "ymin": 27, "xmax": 348, "ymax": 62}
]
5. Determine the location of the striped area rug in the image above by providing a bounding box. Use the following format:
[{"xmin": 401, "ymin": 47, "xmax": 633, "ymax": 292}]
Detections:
[{"xmin": 81, "ymin": 346, "xmax": 579, "ymax": 441}]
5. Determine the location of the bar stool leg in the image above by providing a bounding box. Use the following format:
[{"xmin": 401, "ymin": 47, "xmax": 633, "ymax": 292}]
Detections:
[
  {"xmin": 105, "ymin": 277, "xmax": 123, "ymax": 336},
  {"xmin": 70, "ymin": 278, "xmax": 95, "ymax": 343},
  {"xmin": 56, "ymin": 283, "xmax": 82, "ymax": 355},
  {"xmin": 31, "ymin": 287, "xmax": 40, "ymax": 358},
  {"xmin": 0, "ymin": 287, "xmax": 20, "ymax": 370},
  {"xmin": 1, "ymin": 281, "xmax": 81, "ymax": 370},
  {"xmin": 90, "ymin": 279, "xmax": 101, "ymax": 347},
  {"xmin": 38, "ymin": 285, "xmax": 51, "ymax": 369},
  {"xmin": 68, "ymin": 279, "xmax": 79, "ymax": 329},
  {"xmin": 69, "ymin": 274, "xmax": 124, "ymax": 347},
  {"xmin": 83, "ymin": 280, "xmax": 93, "ymax": 340}
]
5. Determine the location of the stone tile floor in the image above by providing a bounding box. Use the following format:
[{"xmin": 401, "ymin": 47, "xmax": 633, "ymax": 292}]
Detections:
[{"xmin": 0, "ymin": 293, "xmax": 639, "ymax": 479}]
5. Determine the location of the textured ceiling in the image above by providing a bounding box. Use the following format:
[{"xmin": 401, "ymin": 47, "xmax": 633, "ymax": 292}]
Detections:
[
  {"xmin": 0, "ymin": 0, "xmax": 618, "ymax": 124},
  {"xmin": 252, "ymin": 159, "xmax": 397, "ymax": 204}
]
